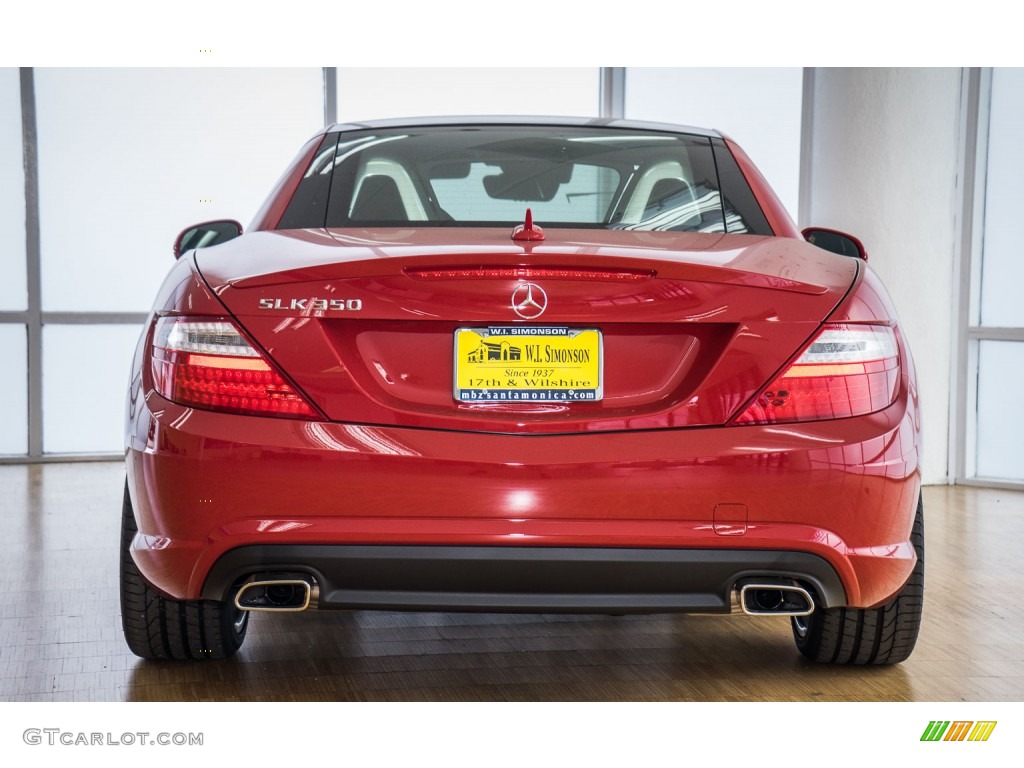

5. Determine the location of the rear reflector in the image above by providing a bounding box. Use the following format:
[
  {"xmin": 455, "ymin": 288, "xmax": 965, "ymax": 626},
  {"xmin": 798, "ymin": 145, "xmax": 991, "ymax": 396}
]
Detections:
[
  {"xmin": 404, "ymin": 266, "xmax": 655, "ymax": 282},
  {"xmin": 151, "ymin": 318, "xmax": 318, "ymax": 419},
  {"xmin": 733, "ymin": 324, "xmax": 900, "ymax": 424}
]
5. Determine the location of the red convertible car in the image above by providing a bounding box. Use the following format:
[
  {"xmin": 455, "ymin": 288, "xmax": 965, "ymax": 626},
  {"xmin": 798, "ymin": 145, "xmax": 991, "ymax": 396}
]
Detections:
[{"xmin": 122, "ymin": 117, "xmax": 922, "ymax": 665}]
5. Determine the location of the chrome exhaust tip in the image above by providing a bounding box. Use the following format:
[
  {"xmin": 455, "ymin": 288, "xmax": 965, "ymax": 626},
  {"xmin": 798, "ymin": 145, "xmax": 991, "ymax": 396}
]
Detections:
[
  {"xmin": 234, "ymin": 577, "xmax": 313, "ymax": 612},
  {"xmin": 739, "ymin": 582, "xmax": 814, "ymax": 617}
]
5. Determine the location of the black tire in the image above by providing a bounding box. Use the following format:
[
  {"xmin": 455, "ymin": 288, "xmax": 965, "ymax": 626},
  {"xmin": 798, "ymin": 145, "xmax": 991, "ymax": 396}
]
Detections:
[
  {"xmin": 120, "ymin": 480, "xmax": 248, "ymax": 660},
  {"xmin": 792, "ymin": 493, "xmax": 924, "ymax": 665}
]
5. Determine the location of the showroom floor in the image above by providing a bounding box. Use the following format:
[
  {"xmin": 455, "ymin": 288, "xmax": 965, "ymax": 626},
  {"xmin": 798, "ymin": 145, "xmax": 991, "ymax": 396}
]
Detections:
[{"xmin": 1, "ymin": 462, "xmax": 1022, "ymax": 702}]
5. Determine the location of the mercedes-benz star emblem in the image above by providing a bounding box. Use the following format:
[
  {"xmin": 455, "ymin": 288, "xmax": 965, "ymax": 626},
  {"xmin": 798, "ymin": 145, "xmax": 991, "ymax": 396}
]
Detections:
[{"xmin": 511, "ymin": 282, "xmax": 548, "ymax": 320}]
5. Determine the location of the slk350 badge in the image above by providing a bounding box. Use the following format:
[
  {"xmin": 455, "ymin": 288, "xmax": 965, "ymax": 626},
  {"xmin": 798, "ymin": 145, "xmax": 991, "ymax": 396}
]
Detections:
[{"xmin": 258, "ymin": 298, "xmax": 363, "ymax": 311}]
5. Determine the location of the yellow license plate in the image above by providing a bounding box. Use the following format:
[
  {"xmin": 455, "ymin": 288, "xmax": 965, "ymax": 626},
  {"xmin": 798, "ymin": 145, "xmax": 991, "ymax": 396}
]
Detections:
[{"xmin": 454, "ymin": 327, "xmax": 603, "ymax": 402}]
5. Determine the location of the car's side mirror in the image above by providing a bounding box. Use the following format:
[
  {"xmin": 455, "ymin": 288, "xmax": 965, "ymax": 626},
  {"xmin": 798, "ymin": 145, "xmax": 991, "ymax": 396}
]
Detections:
[
  {"xmin": 802, "ymin": 227, "xmax": 868, "ymax": 261},
  {"xmin": 173, "ymin": 219, "xmax": 243, "ymax": 259}
]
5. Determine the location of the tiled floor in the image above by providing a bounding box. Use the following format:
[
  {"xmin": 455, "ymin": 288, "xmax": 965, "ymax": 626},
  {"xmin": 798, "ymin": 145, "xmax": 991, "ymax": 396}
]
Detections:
[{"xmin": 1, "ymin": 462, "xmax": 1022, "ymax": 701}]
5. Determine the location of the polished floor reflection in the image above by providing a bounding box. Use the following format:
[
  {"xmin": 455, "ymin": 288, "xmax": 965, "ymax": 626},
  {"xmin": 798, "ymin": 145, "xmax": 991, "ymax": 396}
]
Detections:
[{"xmin": 1, "ymin": 462, "xmax": 1022, "ymax": 701}]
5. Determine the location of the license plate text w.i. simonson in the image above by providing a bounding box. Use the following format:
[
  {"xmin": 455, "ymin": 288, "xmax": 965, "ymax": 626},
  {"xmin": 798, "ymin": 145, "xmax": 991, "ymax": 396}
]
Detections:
[{"xmin": 454, "ymin": 326, "xmax": 603, "ymax": 402}]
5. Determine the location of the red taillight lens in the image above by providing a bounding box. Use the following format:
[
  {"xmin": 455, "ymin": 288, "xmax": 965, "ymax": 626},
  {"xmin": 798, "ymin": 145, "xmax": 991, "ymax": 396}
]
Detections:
[
  {"xmin": 150, "ymin": 318, "xmax": 318, "ymax": 419},
  {"xmin": 733, "ymin": 324, "xmax": 900, "ymax": 424},
  {"xmin": 404, "ymin": 266, "xmax": 655, "ymax": 282}
]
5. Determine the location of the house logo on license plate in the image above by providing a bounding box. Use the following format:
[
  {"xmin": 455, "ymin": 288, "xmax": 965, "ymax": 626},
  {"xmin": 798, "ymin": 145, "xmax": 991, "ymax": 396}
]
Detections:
[{"xmin": 454, "ymin": 326, "xmax": 603, "ymax": 403}]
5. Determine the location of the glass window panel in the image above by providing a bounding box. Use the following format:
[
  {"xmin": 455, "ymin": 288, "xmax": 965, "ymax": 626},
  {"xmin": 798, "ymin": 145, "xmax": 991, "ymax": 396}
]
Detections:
[
  {"xmin": 624, "ymin": 68, "xmax": 803, "ymax": 221},
  {"xmin": 0, "ymin": 325, "xmax": 27, "ymax": 455},
  {"xmin": 335, "ymin": 68, "xmax": 599, "ymax": 122},
  {"xmin": 36, "ymin": 68, "xmax": 322, "ymax": 312},
  {"xmin": 431, "ymin": 162, "xmax": 620, "ymax": 224},
  {"xmin": 0, "ymin": 67, "xmax": 27, "ymax": 311},
  {"xmin": 298, "ymin": 126, "xmax": 766, "ymax": 234},
  {"xmin": 980, "ymin": 68, "xmax": 1024, "ymax": 328},
  {"xmin": 43, "ymin": 324, "xmax": 144, "ymax": 454},
  {"xmin": 976, "ymin": 340, "xmax": 1024, "ymax": 481}
]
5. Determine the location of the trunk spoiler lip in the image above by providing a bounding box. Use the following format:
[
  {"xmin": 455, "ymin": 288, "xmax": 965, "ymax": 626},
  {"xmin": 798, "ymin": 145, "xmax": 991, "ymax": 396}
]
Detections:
[
  {"xmin": 224, "ymin": 261, "xmax": 834, "ymax": 296},
  {"xmin": 198, "ymin": 227, "xmax": 856, "ymax": 297}
]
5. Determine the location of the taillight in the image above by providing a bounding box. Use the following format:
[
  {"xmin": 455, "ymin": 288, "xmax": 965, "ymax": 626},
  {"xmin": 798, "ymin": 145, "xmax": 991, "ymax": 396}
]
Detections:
[
  {"xmin": 404, "ymin": 266, "xmax": 655, "ymax": 282},
  {"xmin": 150, "ymin": 317, "xmax": 318, "ymax": 419},
  {"xmin": 733, "ymin": 324, "xmax": 900, "ymax": 424}
]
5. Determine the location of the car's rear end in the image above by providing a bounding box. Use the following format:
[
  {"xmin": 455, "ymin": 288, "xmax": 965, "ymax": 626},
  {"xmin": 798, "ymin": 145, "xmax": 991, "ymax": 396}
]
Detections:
[{"xmin": 123, "ymin": 119, "xmax": 922, "ymax": 663}]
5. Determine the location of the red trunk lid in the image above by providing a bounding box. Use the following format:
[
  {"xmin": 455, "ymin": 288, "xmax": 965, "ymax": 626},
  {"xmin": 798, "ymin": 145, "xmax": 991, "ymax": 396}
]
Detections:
[{"xmin": 196, "ymin": 228, "xmax": 857, "ymax": 434}]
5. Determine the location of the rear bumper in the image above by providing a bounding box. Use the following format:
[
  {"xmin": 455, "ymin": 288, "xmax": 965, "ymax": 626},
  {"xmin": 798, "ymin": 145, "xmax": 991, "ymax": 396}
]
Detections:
[
  {"xmin": 201, "ymin": 544, "xmax": 847, "ymax": 613},
  {"xmin": 126, "ymin": 390, "xmax": 920, "ymax": 610}
]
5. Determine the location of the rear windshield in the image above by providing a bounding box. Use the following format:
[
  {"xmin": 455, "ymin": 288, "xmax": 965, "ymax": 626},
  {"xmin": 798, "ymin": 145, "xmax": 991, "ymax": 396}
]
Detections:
[{"xmin": 277, "ymin": 126, "xmax": 772, "ymax": 235}]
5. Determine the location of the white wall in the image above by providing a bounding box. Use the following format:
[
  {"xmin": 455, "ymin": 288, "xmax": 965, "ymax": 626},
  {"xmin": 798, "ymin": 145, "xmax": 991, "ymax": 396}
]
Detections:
[
  {"xmin": 35, "ymin": 68, "xmax": 323, "ymax": 314},
  {"xmin": 980, "ymin": 69, "xmax": 1024, "ymax": 328},
  {"xmin": 42, "ymin": 324, "xmax": 143, "ymax": 453},
  {"xmin": 808, "ymin": 68, "xmax": 961, "ymax": 485},
  {"xmin": 0, "ymin": 68, "xmax": 26, "ymax": 311},
  {"xmin": 624, "ymin": 68, "xmax": 803, "ymax": 220},
  {"xmin": 0, "ymin": 68, "xmax": 28, "ymax": 455},
  {"xmin": 336, "ymin": 68, "xmax": 600, "ymax": 122},
  {"xmin": 0, "ymin": 325, "xmax": 27, "ymax": 455},
  {"xmin": 976, "ymin": 341, "xmax": 1024, "ymax": 480},
  {"xmin": 32, "ymin": 68, "xmax": 323, "ymax": 453},
  {"xmin": 973, "ymin": 68, "xmax": 1024, "ymax": 482}
]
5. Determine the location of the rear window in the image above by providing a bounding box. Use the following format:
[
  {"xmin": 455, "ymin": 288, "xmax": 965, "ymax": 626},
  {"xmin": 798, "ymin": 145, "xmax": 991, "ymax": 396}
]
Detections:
[{"xmin": 278, "ymin": 126, "xmax": 772, "ymax": 235}]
